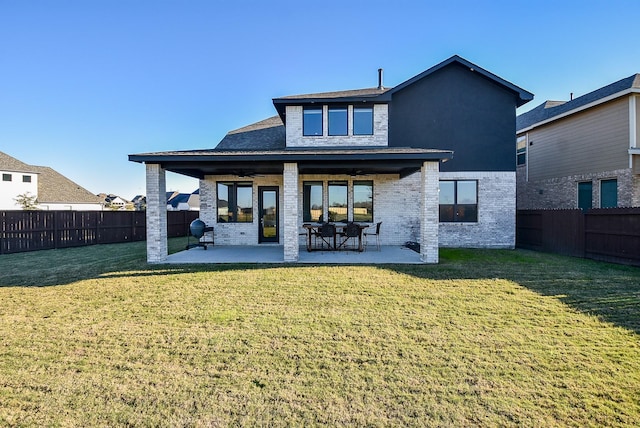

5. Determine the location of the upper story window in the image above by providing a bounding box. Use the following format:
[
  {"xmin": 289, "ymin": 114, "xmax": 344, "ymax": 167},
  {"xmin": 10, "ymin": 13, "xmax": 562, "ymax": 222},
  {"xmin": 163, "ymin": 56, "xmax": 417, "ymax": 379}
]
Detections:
[
  {"xmin": 303, "ymin": 106, "xmax": 323, "ymax": 136},
  {"xmin": 23, "ymin": 175, "xmax": 32, "ymax": 183},
  {"xmin": 516, "ymin": 135, "xmax": 527, "ymax": 165},
  {"xmin": 353, "ymin": 107, "xmax": 374, "ymax": 135},
  {"xmin": 2, "ymin": 173, "xmax": 12, "ymax": 182},
  {"xmin": 328, "ymin": 105, "xmax": 348, "ymax": 136}
]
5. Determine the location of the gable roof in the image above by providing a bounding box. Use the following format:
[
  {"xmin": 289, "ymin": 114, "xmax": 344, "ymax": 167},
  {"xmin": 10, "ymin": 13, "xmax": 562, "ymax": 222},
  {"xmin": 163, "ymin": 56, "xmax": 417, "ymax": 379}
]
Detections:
[
  {"xmin": 231, "ymin": 55, "xmax": 533, "ymax": 152},
  {"xmin": 517, "ymin": 73, "xmax": 640, "ymax": 131},
  {"xmin": 385, "ymin": 55, "xmax": 533, "ymax": 107},
  {"xmin": 0, "ymin": 151, "xmax": 102, "ymax": 205}
]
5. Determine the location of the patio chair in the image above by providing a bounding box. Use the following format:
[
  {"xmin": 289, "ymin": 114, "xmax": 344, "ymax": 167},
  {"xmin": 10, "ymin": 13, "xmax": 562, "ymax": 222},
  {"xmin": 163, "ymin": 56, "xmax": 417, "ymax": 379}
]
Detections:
[
  {"xmin": 338, "ymin": 222, "xmax": 362, "ymax": 251},
  {"xmin": 364, "ymin": 221, "xmax": 382, "ymax": 251},
  {"xmin": 318, "ymin": 222, "xmax": 336, "ymax": 250}
]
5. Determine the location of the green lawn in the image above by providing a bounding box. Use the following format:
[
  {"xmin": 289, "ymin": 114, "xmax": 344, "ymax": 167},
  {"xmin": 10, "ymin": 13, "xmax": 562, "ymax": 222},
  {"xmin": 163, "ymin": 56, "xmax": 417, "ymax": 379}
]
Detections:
[{"xmin": 1, "ymin": 241, "xmax": 639, "ymax": 426}]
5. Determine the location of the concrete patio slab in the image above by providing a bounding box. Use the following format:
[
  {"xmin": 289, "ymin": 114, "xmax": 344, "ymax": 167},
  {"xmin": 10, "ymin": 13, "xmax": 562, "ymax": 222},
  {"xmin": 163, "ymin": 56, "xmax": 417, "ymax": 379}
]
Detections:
[{"xmin": 163, "ymin": 245, "xmax": 424, "ymax": 264}]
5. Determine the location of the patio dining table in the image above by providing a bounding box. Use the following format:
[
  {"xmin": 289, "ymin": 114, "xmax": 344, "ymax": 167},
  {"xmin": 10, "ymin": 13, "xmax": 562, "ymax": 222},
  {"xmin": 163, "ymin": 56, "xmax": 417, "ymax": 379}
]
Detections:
[{"xmin": 302, "ymin": 222, "xmax": 369, "ymax": 252}]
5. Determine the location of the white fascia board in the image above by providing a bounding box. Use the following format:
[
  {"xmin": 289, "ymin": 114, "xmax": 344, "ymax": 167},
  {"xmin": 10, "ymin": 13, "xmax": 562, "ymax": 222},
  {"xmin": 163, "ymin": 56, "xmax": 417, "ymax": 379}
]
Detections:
[{"xmin": 517, "ymin": 88, "xmax": 640, "ymax": 134}]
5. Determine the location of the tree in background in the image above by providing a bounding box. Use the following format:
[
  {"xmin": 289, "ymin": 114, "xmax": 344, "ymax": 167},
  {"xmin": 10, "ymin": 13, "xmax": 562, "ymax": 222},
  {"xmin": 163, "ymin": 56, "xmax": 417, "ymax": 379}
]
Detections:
[{"xmin": 14, "ymin": 192, "xmax": 38, "ymax": 210}]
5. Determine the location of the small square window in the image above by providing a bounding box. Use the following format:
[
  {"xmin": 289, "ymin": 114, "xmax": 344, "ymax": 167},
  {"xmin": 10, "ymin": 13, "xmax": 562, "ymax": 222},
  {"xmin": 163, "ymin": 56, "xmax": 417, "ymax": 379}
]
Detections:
[
  {"xmin": 439, "ymin": 180, "xmax": 478, "ymax": 222},
  {"xmin": 2, "ymin": 173, "xmax": 12, "ymax": 182},
  {"xmin": 23, "ymin": 175, "xmax": 31, "ymax": 183}
]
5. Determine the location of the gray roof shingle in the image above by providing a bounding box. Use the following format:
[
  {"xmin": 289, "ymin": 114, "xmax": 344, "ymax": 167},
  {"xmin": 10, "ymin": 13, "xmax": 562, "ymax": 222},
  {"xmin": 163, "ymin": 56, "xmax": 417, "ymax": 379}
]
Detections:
[
  {"xmin": 517, "ymin": 73, "xmax": 640, "ymax": 131},
  {"xmin": 31, "ymin": 166, "xmax": 103, "ymax": 204},
  {"xmin": 0, "ymin": 151, "xmax": 37, "ymax": 173},
  {"xmin": 215, "ymin": 116, "xmax": 285, "ymax": 151}
]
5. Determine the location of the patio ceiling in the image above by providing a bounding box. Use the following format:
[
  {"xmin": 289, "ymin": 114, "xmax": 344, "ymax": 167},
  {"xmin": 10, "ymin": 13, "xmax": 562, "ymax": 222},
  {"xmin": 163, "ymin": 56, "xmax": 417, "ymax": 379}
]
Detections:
[{"xmin": 129, "ymin": 147, "xmax": 454, "ymax": 179}]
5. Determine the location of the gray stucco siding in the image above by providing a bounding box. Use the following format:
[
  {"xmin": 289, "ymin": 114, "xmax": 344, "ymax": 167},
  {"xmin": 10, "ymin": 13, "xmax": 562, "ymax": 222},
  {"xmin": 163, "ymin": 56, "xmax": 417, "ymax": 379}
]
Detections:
[{"xmin": 388, "ymin": 62, "xmax": 519, "ymax": 172}]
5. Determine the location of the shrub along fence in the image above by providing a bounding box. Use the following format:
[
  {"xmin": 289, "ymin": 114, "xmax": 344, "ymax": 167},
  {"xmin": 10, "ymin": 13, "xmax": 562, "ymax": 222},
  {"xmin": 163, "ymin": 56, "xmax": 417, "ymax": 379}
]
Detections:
[
  {"xmin": 517, "ymin": 208, "xmax": 640, "ymax": 266},
  {"xmin": 0, "ymin": 210, "xmax": 200, "ymax": 255}
]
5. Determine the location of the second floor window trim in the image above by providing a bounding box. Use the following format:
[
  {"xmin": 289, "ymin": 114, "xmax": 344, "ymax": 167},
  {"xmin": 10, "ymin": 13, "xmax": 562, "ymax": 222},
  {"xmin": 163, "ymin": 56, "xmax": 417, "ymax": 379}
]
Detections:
[
  {"xmin": 303, "ymin": 106, "xmax": 323, "ymax": 136},
  {"xmin": 303, "ymin": 104, "xmax": 376, "ymax": 137}
]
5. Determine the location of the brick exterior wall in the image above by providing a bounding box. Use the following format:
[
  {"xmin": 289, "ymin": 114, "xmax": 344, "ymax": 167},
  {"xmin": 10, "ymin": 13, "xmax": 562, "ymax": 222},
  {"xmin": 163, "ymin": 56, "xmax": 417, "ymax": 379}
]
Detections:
[
  {"xmin": 199, "ymin": 175, "xmax": 283, "ymax": 246},
  {"xmin": 197, "ymin": 169, "xmax": 512, "ymax": 254},
  {"xmin": 285, "ymin": 104, "xmax": 388, "ymax": 147},
  {"xmin": 517, "ymin": 166, "xmax": 639, "ymax": 209},
  {"xmin": 146, "ymin": 164, "xmax": 167, "ymax": 263},
  {"xmin": 439, "ymin": 171, "xmax": 516, "ymax": 249}
]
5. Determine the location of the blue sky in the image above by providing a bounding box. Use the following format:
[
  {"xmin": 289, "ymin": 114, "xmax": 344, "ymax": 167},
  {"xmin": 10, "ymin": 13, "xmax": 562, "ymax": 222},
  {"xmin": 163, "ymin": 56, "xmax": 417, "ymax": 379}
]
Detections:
[{"xmin": 1, "ymin": 0, "xmax": 639, "ymax": 199}]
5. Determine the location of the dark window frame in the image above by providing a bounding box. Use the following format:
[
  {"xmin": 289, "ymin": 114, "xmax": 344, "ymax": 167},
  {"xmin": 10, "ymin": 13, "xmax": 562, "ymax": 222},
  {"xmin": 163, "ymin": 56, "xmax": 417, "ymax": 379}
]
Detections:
[
  {"xmin": 2, "ymin": 173, "xmax": 12, "ymax": 182},
  {"xmin": 353, "ymin": 106, "xmax": 374, "ymax": 136},
  {"xmin": 328, "ymin": 105, "xmax": 348, "ymax": 136},
  {"xmin": 217, "ymin": 182, "xmax": 253, "ymax": 223},
  {"xmin": 577, "ymin": 181, "xmax": 592, "ymax": 211},
  {"xmin": 302, "ymin": 181, "xmax": 324, "ymax": 222},
  {"xmin": 303, "ymin": 106, "xmax": 323, "ymax": 136},
  {"xmin": 328, "ymin": 180, "xmax": 348, "ymax": 222},
  {"xmin": 353, "ymin": 180, "xmax": 373, "ymax": 222},
  {"xmin": 22, "ymin": 175, "xmax": 31, "ymax": 183},
  {"xmin": 439, "ymin": 180, "xmax": 478, "ymax": 223}
]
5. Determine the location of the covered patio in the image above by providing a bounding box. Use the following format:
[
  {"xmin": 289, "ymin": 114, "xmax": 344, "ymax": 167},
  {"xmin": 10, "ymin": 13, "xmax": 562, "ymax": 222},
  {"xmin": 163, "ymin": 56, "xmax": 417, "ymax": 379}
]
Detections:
[
  {"xmin": 165, "ymin": 244, "xmax": 424, "ymax": 264},
  {"xmin": 130, "ymin": 147, "xmax": 453, "ymax": 264}
]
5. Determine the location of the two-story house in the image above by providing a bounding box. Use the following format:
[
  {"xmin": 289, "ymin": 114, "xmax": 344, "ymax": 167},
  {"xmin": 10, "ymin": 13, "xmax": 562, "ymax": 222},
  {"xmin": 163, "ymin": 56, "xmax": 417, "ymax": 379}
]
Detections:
[
  {"xmin": 516, "ymin": 74, "xmax": 640, "ymax": 209},
  {"xmin": 130, "ymin": 55, "xmax": 532, "ymax": 263},
  {"xmin": 1, "ymin": 151, "xmax": 104, "ymax": 210}
]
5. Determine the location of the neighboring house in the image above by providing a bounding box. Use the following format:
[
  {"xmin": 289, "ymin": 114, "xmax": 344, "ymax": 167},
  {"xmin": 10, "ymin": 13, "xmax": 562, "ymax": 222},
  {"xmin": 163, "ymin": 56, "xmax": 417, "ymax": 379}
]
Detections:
[
  {"xmin": 167, "ymin": 189, "xmax": 200, "ymax": 211},
  {"xmin": 130, "ymin": 55, "xmax": 532, "ymax": 263},
  {"xmin": 516, "ymin": 74, "xmax": 640, "ymax": 209},
  {"xmin": 0, "ymin": 151, "xmax": 104, "ymax": 210},
  {"xmin": 131, "ymin": 195, "xmax": 146, "ymax": 210},
  {"xmin": 98, "ymin": 193, "xmax": 130, "ymax": 210}
]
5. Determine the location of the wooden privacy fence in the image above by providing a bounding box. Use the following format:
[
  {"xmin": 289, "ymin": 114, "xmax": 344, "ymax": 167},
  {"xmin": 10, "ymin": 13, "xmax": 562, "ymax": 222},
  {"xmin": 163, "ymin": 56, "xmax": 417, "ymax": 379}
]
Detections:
[
  {"xmin": 517, "ymin": 208, "xmax": 640, "ymax": 266},
  {"xmin": 0, "ymin": 210, "xmax": 200, "ymax": 255}
]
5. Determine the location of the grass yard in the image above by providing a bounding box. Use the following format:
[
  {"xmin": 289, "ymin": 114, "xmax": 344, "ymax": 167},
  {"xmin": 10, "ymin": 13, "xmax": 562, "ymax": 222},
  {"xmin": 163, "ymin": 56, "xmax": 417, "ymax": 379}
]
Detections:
[{"xmin": 1, "ymin": 241, "xmax": 639, "ymax": 426}]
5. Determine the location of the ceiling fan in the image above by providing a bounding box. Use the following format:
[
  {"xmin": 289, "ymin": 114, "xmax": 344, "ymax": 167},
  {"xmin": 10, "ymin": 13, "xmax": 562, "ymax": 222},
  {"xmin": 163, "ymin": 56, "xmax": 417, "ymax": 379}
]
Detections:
[{"xmin": 230, "ymin": 169, "xmax": 264, "ymax": 178}]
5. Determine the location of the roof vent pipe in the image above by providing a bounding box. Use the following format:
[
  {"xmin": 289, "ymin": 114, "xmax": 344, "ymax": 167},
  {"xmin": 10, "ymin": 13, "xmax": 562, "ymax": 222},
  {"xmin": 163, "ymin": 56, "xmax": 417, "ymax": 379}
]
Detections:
[
  {"xmin": 378, "ymin": 68, "xmax": 384, "ymax": 90},
  {"xmin": 570, "ymin": 92, "xmax": 573, "ymax": 100}
]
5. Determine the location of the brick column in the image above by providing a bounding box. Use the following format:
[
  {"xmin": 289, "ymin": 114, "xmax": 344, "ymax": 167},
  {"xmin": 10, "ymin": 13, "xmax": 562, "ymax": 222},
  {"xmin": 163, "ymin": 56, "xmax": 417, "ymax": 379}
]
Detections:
[
  {"xmin": 283, "ymin": 163, "xmax": 299, "ymax": 262},
  {"xmin": 420, "ymin": 161, "xmax": 439, "ymax": 263},
  {"xmin": 199, "ymin": 177, "xmax": 216, "ymax": 226},
  {"xmin": 146, "ymin": 163, "xmax": 167, "ymax": 263}
]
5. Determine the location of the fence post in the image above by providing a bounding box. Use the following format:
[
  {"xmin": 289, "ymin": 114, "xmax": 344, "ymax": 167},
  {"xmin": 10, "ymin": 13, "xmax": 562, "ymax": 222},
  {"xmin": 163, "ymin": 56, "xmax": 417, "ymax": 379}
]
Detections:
[{"xmin": 53, "ymin": 211, "xmax": 58, "ymax": 249}]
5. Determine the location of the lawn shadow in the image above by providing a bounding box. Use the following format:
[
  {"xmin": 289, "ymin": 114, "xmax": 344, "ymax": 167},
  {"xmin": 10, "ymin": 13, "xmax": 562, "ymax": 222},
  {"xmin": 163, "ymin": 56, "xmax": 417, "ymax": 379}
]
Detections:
[
  {"xmin": 2, "ymin": 241, "xmax": 639, "ymax": 336},
  {"xmin": 386, "ymin": 248, "xmax": 640, "ymax": 335}
]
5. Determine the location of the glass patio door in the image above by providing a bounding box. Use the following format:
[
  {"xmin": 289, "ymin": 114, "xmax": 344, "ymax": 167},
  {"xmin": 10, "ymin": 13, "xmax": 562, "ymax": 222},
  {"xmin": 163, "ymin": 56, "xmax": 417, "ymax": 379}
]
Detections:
[{"xmin": 258, "ymin": 187, "xmax": 278, "ymax": 243}]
